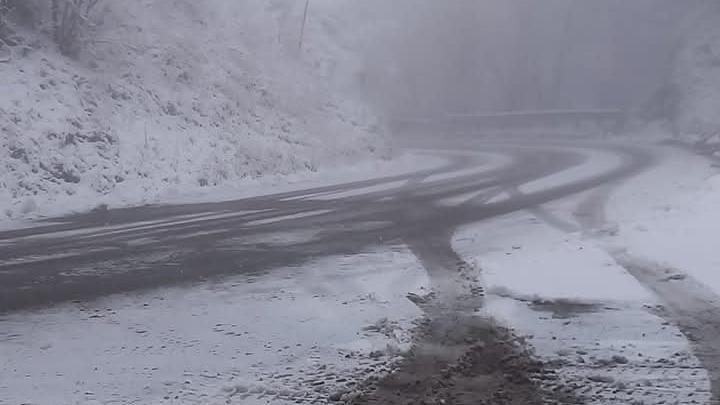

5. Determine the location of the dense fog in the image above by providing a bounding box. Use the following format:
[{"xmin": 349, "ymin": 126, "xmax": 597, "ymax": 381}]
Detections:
[
  {"xmin": 5, "ymin": 2, "xmax": 720, "ymax": 405},
  {"xmin": 316, "ymin": 0, "xmax": 702, "ymax": 117},
  {"xmin": 2, "ymin": 0, "xmax": 720, "ymax": 212}
]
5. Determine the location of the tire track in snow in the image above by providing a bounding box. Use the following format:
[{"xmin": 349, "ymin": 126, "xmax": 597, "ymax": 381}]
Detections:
[
  {"xmin": 566, "ymin": 151, "xmax": 720, "ymax": 404},
  {"xmin": 612, "ymin": 253, "xmax": 720, "ymax": 401}
]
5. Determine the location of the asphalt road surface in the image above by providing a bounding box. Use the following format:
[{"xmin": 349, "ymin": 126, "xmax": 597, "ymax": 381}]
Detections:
[{"xmin": 0, "ymin": 139, "xmax": 654, "ymax": 314}]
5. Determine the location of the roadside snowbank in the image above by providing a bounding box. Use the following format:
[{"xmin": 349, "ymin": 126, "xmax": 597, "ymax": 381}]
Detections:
[{"xmin": 0, "ymin": 0, "xmax": 386, "ymax": 222}]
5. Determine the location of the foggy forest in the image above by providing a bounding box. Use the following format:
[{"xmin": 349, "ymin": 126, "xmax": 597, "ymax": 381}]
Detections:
[{"xmin": 2, "ymin": 1, "xmax": 720, "ymax": 404}]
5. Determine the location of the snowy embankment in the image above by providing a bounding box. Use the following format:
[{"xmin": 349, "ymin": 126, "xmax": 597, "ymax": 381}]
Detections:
[
  {"xmin": 452, "ymin": 144, "xmax": 720, "ymax": 404},
  {"xmin": 0, "ymin": 1, "xmax": 387, "ymax": 223}
]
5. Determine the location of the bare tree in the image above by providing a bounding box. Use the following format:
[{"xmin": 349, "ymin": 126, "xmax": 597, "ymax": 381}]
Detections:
[
  {"xmin": 0, "ymin": 0, "xmax": 11, "ymax": 62},
  {"xmin": 51, "ymin": 0, "xmax": 101, "ymax": 57},
  {"xmin": 0, "ymin": 0, "xmax": 9, "ymax": 37}
]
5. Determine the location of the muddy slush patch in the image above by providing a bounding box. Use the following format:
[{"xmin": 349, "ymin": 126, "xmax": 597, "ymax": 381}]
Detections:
[
  {"xmin": 344, "ymin": 313, "xmax": 579, "ymax": 405},
  {"xmin": 339, "ymin": 236, "xmax": 579, "ymax": 404},
  {"xmin": 528, "ymin": 298, "xmax": 603, "ymax": 319}
]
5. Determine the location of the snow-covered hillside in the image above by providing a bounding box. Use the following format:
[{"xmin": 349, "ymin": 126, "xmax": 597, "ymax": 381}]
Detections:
[{"xmin": 0, "ymin": 0, "xmax": 387, "ymax": 220}]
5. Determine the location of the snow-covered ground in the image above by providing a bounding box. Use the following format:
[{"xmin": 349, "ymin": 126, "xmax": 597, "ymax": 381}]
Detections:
[
  {"xmin": 0, "ymin": 246, "xmax": 428, "ymax": 405},
  {"xmin": 452, "ymin": 144, "xmax": 720, "ymax": 404},
  {"xmin": 3, "ymin": 139, "xmax": 719, "ymax": 404},
  {"xmin": 608, "ymin": 147, "xmax": 720, "ymax": 293},
  {"xmin": 0, "ymin": 0, "xmax": 387, "ymax": 223}
]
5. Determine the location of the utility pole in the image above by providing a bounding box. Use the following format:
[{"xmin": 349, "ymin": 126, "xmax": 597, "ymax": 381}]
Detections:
[{"xmin": 299, "ymin": 0, "xmax": 311, "ymax": 49}]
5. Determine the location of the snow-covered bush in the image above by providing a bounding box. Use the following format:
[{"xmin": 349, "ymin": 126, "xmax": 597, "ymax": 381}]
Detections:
[
  {"xmin": 672, "ymin": 4, "xmax": 720, "ymax": 146},
  {"xmin": 0, "ymin": 0, "xmax": 16, "ymax": 64},
  {"xmin": 0, "ymin": 0, "xmax": 8, "ymax": 35},
  {"xmin": 0, "ymin": 0, "xmax": 12, "ymax": 48},
  {"xmin": 0, "ymin": 0, "xmax": 101, "ymax": 59}
]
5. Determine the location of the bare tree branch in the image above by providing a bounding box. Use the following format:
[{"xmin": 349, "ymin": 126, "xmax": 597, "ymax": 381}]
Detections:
[
  {"xmin": 0, "ymin": 37, "xmax": 11, "ymax": 63},
  {"xmin": 0, "ymin": 0, "xmax": 10, "ymax": 40},
  {"xmin": 52, "ymin": 0, "xmax": 103, "ymax": 57}
]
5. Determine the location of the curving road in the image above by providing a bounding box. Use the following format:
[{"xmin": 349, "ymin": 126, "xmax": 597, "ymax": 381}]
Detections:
[{"xmin": 0, "ymin": 140, "xmax": 655, "ymax": 313}]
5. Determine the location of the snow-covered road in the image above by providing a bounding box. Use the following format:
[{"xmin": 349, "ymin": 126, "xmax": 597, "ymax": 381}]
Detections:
[{"xmin": 2, "ymin": 139, "xmax": 719, "ymax": 404}]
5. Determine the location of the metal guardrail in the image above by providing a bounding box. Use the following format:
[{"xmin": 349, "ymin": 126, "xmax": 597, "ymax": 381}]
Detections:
[
  {"xmin": 393, "ymin": 109, "xmax": 627, "ymax": 135},
  {"xmin": 447, "ymin": 109, "xmax": 624, "ymax": 119}
]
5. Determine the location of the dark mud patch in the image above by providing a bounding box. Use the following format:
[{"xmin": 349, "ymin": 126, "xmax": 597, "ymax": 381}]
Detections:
[
  {"xmin": 528, "ymin": 298, "xmax": 603, "ymax": 319},
  {"xmin": 343, "ymin": 229, "xmax": 585, "ymax": 404},
  {"xmin": 490, "ymin": 287, "xmax": 603, "ymax": 319},
  {"xmin": 344, "ymin": 314, "xmax": 580, "ymax": 405}
]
